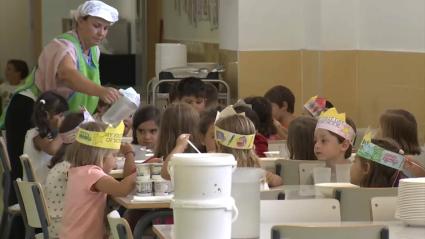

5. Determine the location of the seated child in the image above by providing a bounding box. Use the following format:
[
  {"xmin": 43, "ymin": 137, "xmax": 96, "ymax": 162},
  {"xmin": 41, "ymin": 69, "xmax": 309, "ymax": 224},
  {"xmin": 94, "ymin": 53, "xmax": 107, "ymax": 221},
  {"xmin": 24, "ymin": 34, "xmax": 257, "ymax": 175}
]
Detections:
[
  {"xmin": 132, "ymin": 105, "xmax": 161, "ymax": 150},
  {"xmin": 0, "ymin": 59, "xmax": 28, "ymax": 111},
  {"xmin": 287, "ymin": 116, "xmax": 318, "ymax": 160},
  {"xmin": 199, "ymin": 105, "xmax": 224, "ymax": 152},
  {"xmin": 303, "ymin": 95, "xmax": 333, "ymax": 118},
  {"xmin": 175, "ymin": 77, "xmax": 207, "ymax": 113}
]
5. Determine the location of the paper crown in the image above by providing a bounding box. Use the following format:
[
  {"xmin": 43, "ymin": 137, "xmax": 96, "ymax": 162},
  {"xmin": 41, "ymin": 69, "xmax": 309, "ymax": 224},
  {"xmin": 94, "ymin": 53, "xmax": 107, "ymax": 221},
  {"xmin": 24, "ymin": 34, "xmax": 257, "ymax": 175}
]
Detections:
[
  {"xmin": 356, "ymin": 132, "xmax": 405, "ymax": 170},
  {"xmin": 304, "ymin": 95, "xmax": 327, "ymax": 117},
  {"xmin": 75, "ymin": 121, "xmax": 124, "ymax": 149},
  {"xmin": 215, "ymin": 126, "xmax": 255, "ymax": 150},
  {"xmin": 60, "ymin": 109, "xmax": 96, "ymax": 144},
  {"xmin": 316, "ymin": 108, "xmax": 355, "ymax": 144},
  {"xmin": 215, "ymin": 105, "xmax": 245, "ymax": 122}
]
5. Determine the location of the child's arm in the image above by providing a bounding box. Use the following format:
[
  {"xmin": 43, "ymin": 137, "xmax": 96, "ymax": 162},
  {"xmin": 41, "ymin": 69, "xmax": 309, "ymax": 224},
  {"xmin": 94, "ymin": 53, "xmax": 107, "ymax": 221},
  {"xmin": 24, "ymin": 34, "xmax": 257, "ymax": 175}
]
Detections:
[
  {"xmin": 120, "ymin": 143, "xmax": 136, "ymax": 177},
  {"xmin": 265, "ymin": 170, "xmax": 283, "ymax": 187},
  {"xmin": 404, "ymin": 156, "xmax": 425, "ymax": 177},
  {"xmin": 33, "ymin": 135, "xmax": 63, "ymax": 156},
  {"xmin": 94, "ymin": 172, "xmax": 137, "ymax": 197},
  {"xmin": 161, "ymin": 134, "xmax": 190, "ymax": 180}
]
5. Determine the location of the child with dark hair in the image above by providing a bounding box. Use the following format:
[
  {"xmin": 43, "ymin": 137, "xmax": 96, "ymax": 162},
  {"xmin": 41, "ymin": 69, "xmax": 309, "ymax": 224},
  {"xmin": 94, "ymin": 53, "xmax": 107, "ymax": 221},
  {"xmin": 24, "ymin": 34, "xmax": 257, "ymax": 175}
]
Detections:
[
  {"xmin": 175, "ymin": 77, "xmax": 207, "ymax": 113},
  {"xmin": 264, "ymin": 85, "xmax": 296, "ymax": 137},
  {"xmin": 132, "ymin": 105, "xmax": 161, "ymax": 150},
  {"xmin": 244, "ymin": 96, "xmax": 277, "ymax": 139},
  {"xmin": 0, "ymin": 59, "xmax": 29, "ymax": 110},
  {"xmin": 23, "ymin": 91, "xmax": 69, "ymax": 183},
  {"xmin": 204, "ymin": 82, "xmax": 219, "ymax": 108}
]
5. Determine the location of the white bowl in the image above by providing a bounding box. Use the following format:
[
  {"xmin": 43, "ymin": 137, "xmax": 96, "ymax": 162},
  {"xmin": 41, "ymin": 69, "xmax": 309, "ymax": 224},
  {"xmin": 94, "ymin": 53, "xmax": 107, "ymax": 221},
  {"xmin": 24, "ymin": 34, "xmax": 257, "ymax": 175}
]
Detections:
[
  {"xmin": 264, "ymin": 151, "xmax": 280, "ymax": 158},
  {"xmin": 315, "ymin": 183, "xmax": 359, "ymax": 197}
]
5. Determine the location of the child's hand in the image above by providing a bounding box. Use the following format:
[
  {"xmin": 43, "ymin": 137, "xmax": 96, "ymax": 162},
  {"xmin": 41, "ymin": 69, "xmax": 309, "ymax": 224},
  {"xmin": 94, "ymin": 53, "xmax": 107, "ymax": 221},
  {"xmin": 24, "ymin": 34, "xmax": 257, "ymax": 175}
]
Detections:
[
  {"xmin": 175, "ymin": 134, "xmax": 190, "ymax": 152},
  {"xmin": 120, "ymin": 143, "xmax": 134, "ymax": 157}
]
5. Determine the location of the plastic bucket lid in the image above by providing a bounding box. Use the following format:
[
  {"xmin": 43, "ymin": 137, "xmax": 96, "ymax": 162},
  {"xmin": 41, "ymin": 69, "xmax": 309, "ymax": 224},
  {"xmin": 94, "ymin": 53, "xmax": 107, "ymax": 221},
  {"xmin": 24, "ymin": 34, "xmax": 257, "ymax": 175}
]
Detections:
[
  {"xmin": 172, "ymin": 198, "xmax": 235, "ymax": 210},
  {"xmin": 170, "ymin": 153, "xmax": 236, "ymax": 167}
]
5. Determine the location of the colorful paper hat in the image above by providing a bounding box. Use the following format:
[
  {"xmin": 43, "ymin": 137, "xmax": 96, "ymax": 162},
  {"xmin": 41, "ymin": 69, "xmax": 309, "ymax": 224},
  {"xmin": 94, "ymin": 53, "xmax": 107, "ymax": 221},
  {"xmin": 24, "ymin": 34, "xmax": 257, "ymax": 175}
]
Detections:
[
  {"xmin": 75, "ymin": 121, "xmax": 124, "ymax": 149},
  {"xmin": 215, "ymin": 126, "xmax": 255, "ymax": 149},
  {"xmin": 316, "ymin": 108, "xmax": 355, "ymax": 144},
  {"xmin": 215, "ymin": 105, "xmax": 245, "ymax": 122},
  {"xmin": 356, "ymin": 132, "xmax": 405, "ymax": 170},
  {"xmin": 304, "ymin": 95, "xmax": 327, "ymax": 117}
]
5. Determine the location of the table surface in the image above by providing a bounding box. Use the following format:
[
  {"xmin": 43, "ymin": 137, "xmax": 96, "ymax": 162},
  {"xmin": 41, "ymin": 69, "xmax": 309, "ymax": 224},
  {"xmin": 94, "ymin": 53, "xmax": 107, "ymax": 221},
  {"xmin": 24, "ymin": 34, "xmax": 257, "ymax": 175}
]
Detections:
[
  {"xmin": 112, "ymin": 195, "xmax": 171, "ymax": 209},
  {"xmin": 153, "ymin": 221, "xmax": 425, "ymax": 239}
]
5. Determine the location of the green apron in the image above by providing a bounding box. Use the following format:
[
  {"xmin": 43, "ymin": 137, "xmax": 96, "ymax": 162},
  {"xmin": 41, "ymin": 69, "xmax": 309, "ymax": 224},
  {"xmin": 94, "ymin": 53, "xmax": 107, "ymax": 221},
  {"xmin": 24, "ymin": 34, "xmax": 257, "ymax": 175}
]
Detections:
[{"xmin": 0, "ymin": 32, "xmax": 100, "ymax": 128}]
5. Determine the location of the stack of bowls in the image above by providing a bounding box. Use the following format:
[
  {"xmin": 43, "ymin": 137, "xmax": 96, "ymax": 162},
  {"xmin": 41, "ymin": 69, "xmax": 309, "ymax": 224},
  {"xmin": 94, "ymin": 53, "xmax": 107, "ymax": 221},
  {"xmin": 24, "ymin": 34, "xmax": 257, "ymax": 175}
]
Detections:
[{"xmin": 397, "ymin": 178, "xmax": 425, "ymax": 226}]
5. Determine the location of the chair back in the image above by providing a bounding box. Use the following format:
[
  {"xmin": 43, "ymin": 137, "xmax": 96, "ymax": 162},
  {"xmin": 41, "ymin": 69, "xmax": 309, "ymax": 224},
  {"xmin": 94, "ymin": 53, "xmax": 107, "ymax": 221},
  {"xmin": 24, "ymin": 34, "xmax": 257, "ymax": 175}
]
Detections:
[
  {"xmin": 259, "ymin": 158, "xmax": 282, "ymax": 175},
  {"xmin": 15, "ymin": 179, "xmax": 50, "ymax": 237},
  {"xmin": 371, "ymin": 196, "xmax": 397, "ymax": 221},
  {"xmin": 299, "ymin": 163, "xmax": 327, "ymax": 185},
  {"xmin": 107, "ymin": 210, "xmax": 134, "ymax": 239},
  {"xmin": 0, "ymin": 136, "xmax": 12, "ymax": 206},
  {"xmin": 261, "ymin": 199, "xmax": 341, "ymax": 223},
  {"xmin": 20, "ymin": 154, "xmax": 37, "ymax": 182},
  {"xmin": 271, "ymin": 224, "xmax": 389, "ymax": 239},
  {"xmin": 335, "ymin": 187, "xmax": 398, "ymax": 221},
  {"xmin": 276, "ymin": 159, "xmax": 325, "ymax": 185}
]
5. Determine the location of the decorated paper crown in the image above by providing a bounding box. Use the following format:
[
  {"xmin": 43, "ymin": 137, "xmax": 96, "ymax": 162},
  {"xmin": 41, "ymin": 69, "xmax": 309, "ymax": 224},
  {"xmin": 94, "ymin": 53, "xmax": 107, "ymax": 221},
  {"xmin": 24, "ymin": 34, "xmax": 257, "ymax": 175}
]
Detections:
[
  {"xmin": 316, "ymin": 108, "xmax": 355, "ymax": 144},
  {"xmin": 60, "ymin": 109, "xmax": 96, "ymax": 144},
  {"xmin": 75, "ymin": 121, "xmax": 124, "ymax": 149},
  {"xmin": 304, "ymin": 95, "xmax": 327, "ymax": 117},
  {"xmin": 356, "ymin": 132, "xmax": 405, "ymax": 170},
  {"xmin": 214, "ymin": 105, "xmax": 255, "ymax": 149}
]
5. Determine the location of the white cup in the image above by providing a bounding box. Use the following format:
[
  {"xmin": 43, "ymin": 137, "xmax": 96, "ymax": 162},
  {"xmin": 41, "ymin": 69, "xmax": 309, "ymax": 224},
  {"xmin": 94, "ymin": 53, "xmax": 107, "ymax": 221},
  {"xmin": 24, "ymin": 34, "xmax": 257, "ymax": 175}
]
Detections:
[
  {"xmin": 154, "ymin": 179, "xmax": 170, "ymax": 196},
  {"xmin": 313, "ymin": 167, "xmax": 332, "ymax": 184},
  {"xmin": 150, "ymin": 163, "xmax": 163, "ymax": 180},
  {"xmin": 336, "ymin": 163, "xmax": 352, "ymax": 182},
  {"xmin": 136, "ymin": 164, "xmax": 151, "ymax": 179},
  {"xmin": 135, "ymin": 180, "xmax": 153, "ymax": 196}
]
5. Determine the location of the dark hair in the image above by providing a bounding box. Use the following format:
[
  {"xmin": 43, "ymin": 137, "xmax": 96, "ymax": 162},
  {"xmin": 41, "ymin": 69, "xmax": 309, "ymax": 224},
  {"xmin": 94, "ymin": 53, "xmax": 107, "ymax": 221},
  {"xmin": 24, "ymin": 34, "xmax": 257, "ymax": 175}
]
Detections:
[
  {"xmin": 204, "ymin": 83, "xmax": 218, "ymax": 108},
  {"xmin": 288, "ymin": 116, "xmax": 318, "ymax": 160},
  {"xmin": 357, "ymin": 138, "xmax": 404, "ymax": 187},
  {"xmin": 325, "ymin": 100, "xmax": 334, "ymax": 109},
  {"xmin": 199, "ymin": 105, "xmax": 224, "ymax": 135},
  {"xmin": 7, "ymin": 59, "xmax": 29, "ymax": 79},
  {"xmin": 244, "ymin": 96, "xmax": 276, "ymax": 137},
  {"xmin": 233, "ymin": 105, "xmax": 260, "ymax": 130},
  {"xmin": 330, "ymin": 116, "xmax": 357, "ymax": 159},
  {"xmin": 379, "ymin": 109, "xmax": 421, "ymax": 155},
  {"xmin": 264, "ymin": 85, "xmax": 295, "ymax": 113},
  {"xmin": 32, "ymin": 91, "xmax": 69, "ymax": 138},
  {"xmin": 132, "ymin": 105, "xmax": 161, "ymax": 144},
  {"xmin": 176, "ymin": 77, "xmax": 206, "ymax": 99},
  {"xmin": 49, "ymin": 112, "xmax": 84, "ymax": 168}
]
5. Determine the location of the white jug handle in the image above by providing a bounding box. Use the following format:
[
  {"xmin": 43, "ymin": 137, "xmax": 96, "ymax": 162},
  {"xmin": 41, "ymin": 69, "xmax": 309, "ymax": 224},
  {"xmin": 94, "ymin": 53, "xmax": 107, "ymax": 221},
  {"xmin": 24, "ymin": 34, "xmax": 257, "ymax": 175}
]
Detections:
[{"xmin": 231, "ymin": 202, "xmax": 239, "ymax": 223}]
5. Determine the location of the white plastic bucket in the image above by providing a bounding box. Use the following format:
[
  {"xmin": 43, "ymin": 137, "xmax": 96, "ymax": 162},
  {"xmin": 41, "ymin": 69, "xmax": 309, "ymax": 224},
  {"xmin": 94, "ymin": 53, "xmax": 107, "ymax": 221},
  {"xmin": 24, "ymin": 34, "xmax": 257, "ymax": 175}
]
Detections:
[
  {"xmin": 169, "ymin": 153, "xmax": 236, "ymax": 200},
  {"xmin": 231, "ymin": 168, "xmax": 264, "ymax": 239},
  {"xmin": 172, "ymin": 198, "xmax": 238, "ymax": 239}
]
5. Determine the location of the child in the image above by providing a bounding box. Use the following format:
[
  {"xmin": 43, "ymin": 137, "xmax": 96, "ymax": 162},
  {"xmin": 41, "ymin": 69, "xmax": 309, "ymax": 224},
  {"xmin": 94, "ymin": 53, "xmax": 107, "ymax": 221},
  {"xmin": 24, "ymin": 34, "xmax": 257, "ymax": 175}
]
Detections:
[
  {"xmin": 287, "ymin": 116, "xmax": 318, "ymax": 160},
  {"xmin": 175, "ymin": 77, "xmax": 207, "ymax": 113},
  {"xmin": 0, "ymin": 59, "xmax": 28, "ymax": 111},
  {"xmin": 303, "ymin": 95, "xmax": 333, "ymax": 118},
  {"xmin": 244, "ymin": 96, "xmax": 277, "ymax": 138},
  {"xmin": 314, "ymin": 108, "xmax": 356, "ymax": 181},
  {"xmin": 350, "ymin": 137, "xmax": 406, "ymax": 187},
  {"xmin": 264, "ymin": 85, "xmax": 296, "ymax": 139},
  {"xmin": 204, "ymin": 82, "xmax": 219, "ymax": 109},
  {"xmin": 132, "ymin": 105, "xmax": 161, "ymax": 150},
  {"xmin": 215, "ymin": 109, "xmax": 283, "ymax": 187},
  {"xmin": 44, "ymin": 111, "xmax": 89, "ymax": 237},
  {"xmin": 159, "ymin": 103, "xmax": 202, "ymax": 180},
  {"xmin": 199, "ymin": 105, "xmax": 224, "ymax": 152},
  {"xmin": 23, "ymin": 91, "xmax": 68, "ymax": 183},
  {"xmin": 60, "ymin": 121, "xmax": 136, "ymax": 239}
]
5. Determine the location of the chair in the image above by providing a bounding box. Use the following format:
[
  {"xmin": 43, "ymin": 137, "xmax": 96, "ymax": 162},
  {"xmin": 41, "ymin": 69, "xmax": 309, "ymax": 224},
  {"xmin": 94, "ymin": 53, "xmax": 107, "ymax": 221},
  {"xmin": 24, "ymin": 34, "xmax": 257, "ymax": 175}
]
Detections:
[
  {"xmin": 271, "ymin": 224, "xmax": 389, "ymax": 239},
  {"xmin": 370, "ymin": 196, "xmax": 398, "ymax": 221},
  {"xmin": 0, "ymin": 136, "xmax": 22, "ymax": 239},
  {"xmin": 276, "ymin": 159, "xmax": 325, "ymax": 185},
  {"xmin": 261, "ymin": 199, "xmax": 341, "ymax": 223},
  {"xmin": 107, "ymin": 210, "xmax": 134, "ymax": 239},
  {"xmin": 15, "ymin": 179, "xmax": 51, "ymax": 239},
  {"xmin": 299, "ymin": 163, "xmax": 327, "ymax": 185},
  {"xmin": 334, "ymin": 187, "xmax": 398, "ymax": 221},
  {"xmin": 259, "ymin": 158, "xmax": 282, "ymax": 174},
  {"xmin": 20, "ymin": 154, "xmax": 37, "ymax": 182},
  {"xmin": 133, "ymin": 210, "xmax": 173, "ymax": 239},
  {"xmin": 261, "ymin": 185, "xmax": 320, "ymax": 200}
]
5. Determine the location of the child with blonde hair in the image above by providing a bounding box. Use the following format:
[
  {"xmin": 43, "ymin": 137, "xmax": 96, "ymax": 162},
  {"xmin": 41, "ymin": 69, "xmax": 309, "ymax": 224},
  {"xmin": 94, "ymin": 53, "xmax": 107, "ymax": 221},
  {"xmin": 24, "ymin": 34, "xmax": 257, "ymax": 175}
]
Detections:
[
  {"xmin": 215, "ymin": 107, "xmax": 283, "ymax": 187},
  {"xmin": 314, "ymin": 108, "xmax": 356, "ymax": 181},
  {"xmin": 60, "ymin": 121, "xmax": 136, "ymax": 239}
]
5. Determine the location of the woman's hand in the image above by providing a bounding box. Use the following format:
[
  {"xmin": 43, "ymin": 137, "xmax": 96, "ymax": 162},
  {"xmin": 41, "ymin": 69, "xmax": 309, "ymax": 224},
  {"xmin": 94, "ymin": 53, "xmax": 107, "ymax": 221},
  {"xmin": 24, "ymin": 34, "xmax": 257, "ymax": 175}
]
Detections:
[{"xmin": 100, "ymin": 87, "xmax": 121, "ymax": 104}]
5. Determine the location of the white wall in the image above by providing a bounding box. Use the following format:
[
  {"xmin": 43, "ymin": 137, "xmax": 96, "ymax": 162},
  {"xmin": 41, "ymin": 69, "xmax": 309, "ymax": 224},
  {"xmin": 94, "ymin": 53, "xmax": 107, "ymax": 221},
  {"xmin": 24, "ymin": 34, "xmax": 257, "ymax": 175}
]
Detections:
[{"xmin": 0, "ymin": 0, "xmax": 33, "ymax": 80}]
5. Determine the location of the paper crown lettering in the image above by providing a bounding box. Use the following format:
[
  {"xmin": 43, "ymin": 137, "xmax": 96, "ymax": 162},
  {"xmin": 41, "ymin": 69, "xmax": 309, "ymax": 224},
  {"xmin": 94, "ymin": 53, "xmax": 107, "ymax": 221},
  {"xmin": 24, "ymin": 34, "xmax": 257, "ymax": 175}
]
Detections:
[
  {"xmin": 304, "ymin": 95, "xmax": 327, "ymax": 117},
  {"xmin": 356, "ymin": 132, "xmax": 405, "ymax": 170},
  {"xmin": 316, "ymin": 108, "xmax": 355, "ymax": 144},
  {"xmin": 214, "ymin": 126, "xmax": 255, "ymax": 150},
  {"xmin": 75, "ymin": 121, "xmax": 124, "ymax": 149}
]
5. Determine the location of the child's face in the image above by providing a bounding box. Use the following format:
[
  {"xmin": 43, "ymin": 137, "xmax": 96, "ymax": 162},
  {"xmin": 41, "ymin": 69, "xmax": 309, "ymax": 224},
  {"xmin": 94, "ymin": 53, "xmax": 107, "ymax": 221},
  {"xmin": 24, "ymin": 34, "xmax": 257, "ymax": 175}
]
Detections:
[
  {"xmin": 136, "ymin": 120, "xmax": 159, "ymax": 149},
  {"xmin": 203, "ymin": 124, "xmax": 216, "ymax": 153},
  {"xmin": 48, "ymin": 112, "xmax": 65, "ymax": 129},
  {"xmin": 180, "ymin": 96, "xmax": 206, "ymax": 113},
  {"xmin": 5, "ymin": 63, "xmax": 21, "ymax": 85},
  {"xmin": 103, "ymin": 151, "xmax": 117, "ymax": 173},
  {"xmin": 350, "ymin": 156, "xmax": 368, "ymax": 185},
  {"xmin": 314, "ymin": 128, "xmax": 346, "ymax": 161}
]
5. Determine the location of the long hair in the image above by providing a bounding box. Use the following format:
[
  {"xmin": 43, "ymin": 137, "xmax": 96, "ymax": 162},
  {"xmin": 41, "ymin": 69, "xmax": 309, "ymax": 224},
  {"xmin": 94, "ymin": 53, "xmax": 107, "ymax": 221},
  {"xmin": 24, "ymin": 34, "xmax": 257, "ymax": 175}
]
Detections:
[
  {"xmin": 357, "ymin": 138, "xmax": 404, "ymax": 187},
  {"xmin": 132, "ymin": 105, "xmax": 161, "ymax": 144},
  {"xmin": 215, "ymin": 115, "xmax": 260, "ymax": 167},
  {"xmin": 379, "ymin": 109, "xmax": 421, "ymax": 155},
  {"xmin": 244, "ymin": 96, "xmax": 277, "ymax": 137},
  {"xmin": 64, "ymin": 122, "xmax": 114, "ymax": 168},
  {"xmin": 154, "ymin": 103, "xmax": 201, "ymax": 158},
  {"xmin": 288, "ymin": 116, "xmax": 317, "ymax": 160}
]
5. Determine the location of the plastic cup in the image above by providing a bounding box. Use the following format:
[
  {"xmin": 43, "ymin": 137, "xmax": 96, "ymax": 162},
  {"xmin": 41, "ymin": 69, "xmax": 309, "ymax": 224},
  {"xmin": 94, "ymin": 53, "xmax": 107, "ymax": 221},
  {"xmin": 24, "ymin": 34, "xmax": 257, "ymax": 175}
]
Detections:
[
  {"xmin": 136, "ymin": 164, "xmax": 151, "ymax": 179},
  {"xmin": 313, "ymin": 167, "xmax": 332, "ymax": 184},
  {"xmin": 135, "ymin": 180, "xmax": 153, "ymax": 196}
]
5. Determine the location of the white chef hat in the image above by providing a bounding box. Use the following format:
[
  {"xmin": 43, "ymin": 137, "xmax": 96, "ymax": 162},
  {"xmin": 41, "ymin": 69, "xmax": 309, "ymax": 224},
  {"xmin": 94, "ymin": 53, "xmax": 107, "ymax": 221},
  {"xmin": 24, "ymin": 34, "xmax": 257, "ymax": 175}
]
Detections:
[{"xmin": 71, "ymin": 0, "xmax": 119, "ymax": 24}]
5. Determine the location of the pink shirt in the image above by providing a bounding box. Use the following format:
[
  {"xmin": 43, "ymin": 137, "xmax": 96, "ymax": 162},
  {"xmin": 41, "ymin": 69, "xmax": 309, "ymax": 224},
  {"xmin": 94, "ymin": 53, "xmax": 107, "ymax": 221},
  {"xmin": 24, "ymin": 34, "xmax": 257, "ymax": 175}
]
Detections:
[
  {"xmin": 34, "ymin": 31, "xmax": 99, "ymax": 100},
  {"xmin": 60, "ymin": 165, "xmax": 108, "ymax": 239}
]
